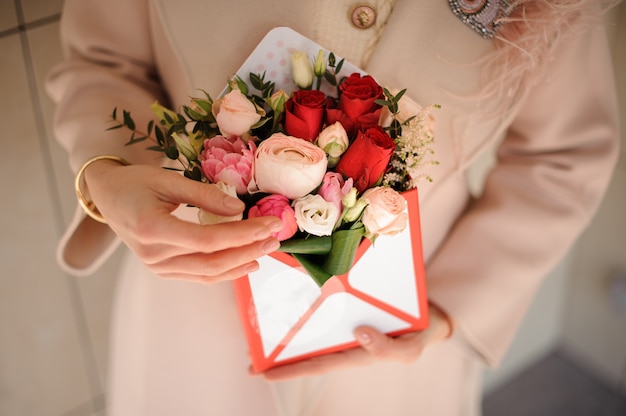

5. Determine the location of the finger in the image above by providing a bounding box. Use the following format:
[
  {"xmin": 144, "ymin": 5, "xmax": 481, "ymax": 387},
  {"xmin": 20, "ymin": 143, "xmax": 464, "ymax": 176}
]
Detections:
[
  {"xmin": 354, "ymin": 326, "xmax": 425, "ymax": 363},
  {"xmin": 158, "ymin": 260, "xmax": 260, "ymax": 284},
  {"xmin": 134, "ymin": 213, "xmax": 284, "ymax": 253},
  {"xmin": 159, "ymin": 172, "xmax": 246, "ymax": 217},
  {"xmin": 147, "ymin": 237, "xmax": 280, "ymax": 279}
]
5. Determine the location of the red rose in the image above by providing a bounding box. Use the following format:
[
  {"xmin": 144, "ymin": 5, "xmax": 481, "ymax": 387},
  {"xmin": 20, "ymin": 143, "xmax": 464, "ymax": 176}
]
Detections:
[
  {"xmin": 327, "ymin": 73, "xmax": 383, "ymax": 137},
  {"xmin": 336, "ymin": 127, "xmax": 395, "ymax": 193},
  {"xmin": 284, "ymin": 90, "xmax": 327, "ymax": 141}
]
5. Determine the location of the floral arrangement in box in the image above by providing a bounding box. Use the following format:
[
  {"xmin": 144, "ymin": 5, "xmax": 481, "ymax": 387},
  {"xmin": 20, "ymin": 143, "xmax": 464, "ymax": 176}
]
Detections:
[{"xmin": 109, "ymin": 47, "xmax": 438, "ymax": 287}]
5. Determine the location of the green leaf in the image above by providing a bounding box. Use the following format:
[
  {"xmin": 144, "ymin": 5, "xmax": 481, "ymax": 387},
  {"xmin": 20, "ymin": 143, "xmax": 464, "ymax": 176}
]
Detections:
[
  {"xmin": 278, "ymin": 236, "xmax": 332, "ymax": 255},
  {"xmin": 122, "ymin": 110, "xmax": 135, "ymax": 130},
  {"xmin": 184, "ymin": 165, "xmax": 202, "ymax": 181},
  {"xmin": 292, "ymin": 254, "xmax": 333, "ymax": 287},
  {"xmin": 394, "ymin": 88, "xmax": 407, "ymax": 102},
  {"xmin": 106, "ymin": 124, "xmax": 124, "ymax": 131},
  {"xmin": 374, "ymin": 99, "xmax": 390, "ymax": 108},
  {"xmin": 328, "ymin": 52, "xmax": 336, "ymax": 67},
  {"xmin": 146, "ymin": 145, "xmax": 165, "ymax": 153},
  {"xmin": 322, "ymin": 227, "xmax": 364, "ymax": 276},
  {"xmin": 324, "ymin": 71, "xmax": 337, "ymax": 86},
  {"xmin": 111, "ymin": 107, "xmax": 118, "ymax": 120},
  {"xmin": 154, "ymin": 126, "xmax": 165, "ymax": 145},
  {"xmin": 250, "ymin": 72, "xmax": 265, "ymax": 91},
  {"xmin": 335, "ymin": 58, "xmax": 345, "ymax": 74},
  {"xmin": 125, "ymin": 136, "xmax": 148, "ymax": 145},
  {"xmin": 165, "ymin": 146, "xmax": 179, "ymax": 160},
  {"xmin": 183, "ymin": 105, "xmax": 206, "ymax": 121}
]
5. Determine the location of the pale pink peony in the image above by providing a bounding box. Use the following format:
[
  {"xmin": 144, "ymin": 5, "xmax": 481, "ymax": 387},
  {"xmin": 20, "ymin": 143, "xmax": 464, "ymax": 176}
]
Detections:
[
  {"xmin": 200, "ymin": 135, "xmax": 256, "ymax": 195},
  {"xmin": 248, "ymin": 195, "xmax": 297, "ymax": 241},
  {"xmin": 249, "ymin": 133, "xmax": 327, "ymax": 200},
  {"xmin": 361, "ymin": 187, "xmax": 408, "ymax": 236},
  {"xmin": 212, "ymin": 89, "xmax": 261, "ymax": 137}
]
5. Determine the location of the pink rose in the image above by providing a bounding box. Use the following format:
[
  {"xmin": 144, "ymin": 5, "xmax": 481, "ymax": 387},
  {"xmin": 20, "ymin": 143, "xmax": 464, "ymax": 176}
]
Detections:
[
  {"xmin": 248, "ymin": 195, "xmax": 297, "ymax": 241},
  {"xmin": 250, "ymin": 133, "xmax": 327, "ymax": 199},
  {"xmin": 318, "ymin": 172, "xmax": 353, "ymax": 214},
  {"xmin": 212, "ymin": 89, "xmax": 261, "ymax": 136},
  {"xmin": 200, "ymin": 135, "xmax": 256, "ymax": 195},
  {"xmin": 361, "ymin": 187, "xmax": 408, "ymax": 236}
]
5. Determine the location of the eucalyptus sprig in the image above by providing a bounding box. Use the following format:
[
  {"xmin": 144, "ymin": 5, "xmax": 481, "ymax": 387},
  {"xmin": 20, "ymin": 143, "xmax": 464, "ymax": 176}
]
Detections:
[
  {"xmin": 108, "ymin": 106, "xmax": 204, "ymax": 181},
  {"xmin": 323, "ymin": 52, "xmax": 345, "ymax": 93},
  {"xmin": 375, "ymin": 88, "xmax": 416, "ymax": 139}
]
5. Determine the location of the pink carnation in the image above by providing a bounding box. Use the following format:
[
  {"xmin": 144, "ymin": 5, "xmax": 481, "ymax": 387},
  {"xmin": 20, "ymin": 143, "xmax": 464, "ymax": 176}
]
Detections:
[{"xmin": 200, "ymin": 135, "xmax": 256, "ymax": 195}]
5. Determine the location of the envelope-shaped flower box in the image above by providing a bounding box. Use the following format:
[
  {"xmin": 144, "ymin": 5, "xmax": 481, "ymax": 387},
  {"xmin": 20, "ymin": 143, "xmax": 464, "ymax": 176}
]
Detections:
[{"xmin": 233, "ymin": 188, "xmax": 428, "ymax": 372}]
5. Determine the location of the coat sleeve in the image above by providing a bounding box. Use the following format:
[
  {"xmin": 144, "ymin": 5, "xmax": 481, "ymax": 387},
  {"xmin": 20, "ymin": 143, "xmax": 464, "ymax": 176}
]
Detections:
[
  {"xmin": 426, "ymin": 23, "xmax": 620, "ymax": 366},
  {"xmin": 47, "ymin": 0, "xmax": 167, "ymax": 276}
]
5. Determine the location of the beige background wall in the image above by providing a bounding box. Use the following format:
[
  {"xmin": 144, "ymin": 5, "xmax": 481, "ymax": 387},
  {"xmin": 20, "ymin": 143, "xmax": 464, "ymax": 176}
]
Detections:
[
  {"xmin": 0, "ymin": 1, "xmax": 624, "ymax": 414},
  {"xmin": 483, "ymin": 3, "xmax": 626, "ymax": 393}
]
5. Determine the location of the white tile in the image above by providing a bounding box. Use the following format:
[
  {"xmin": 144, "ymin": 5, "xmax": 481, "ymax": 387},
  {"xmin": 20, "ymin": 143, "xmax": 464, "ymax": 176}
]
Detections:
[
  {"xmin": 0, "ymin": 33, "xmax": 93, "ymax": 415},
  {"xmin": 20, "ymin": 0, "xmax": 64, "ymax": 23},
  {"xmin": 29, "ymin": 21, "xmax": 123, "ymax": 392},
  {"xmin": 27, "ymin": 21, "xmax": 74, "ymax": 226},
  {"xmin": 0, "ymin": 0, "xmax": 17, "ymax": 32}
]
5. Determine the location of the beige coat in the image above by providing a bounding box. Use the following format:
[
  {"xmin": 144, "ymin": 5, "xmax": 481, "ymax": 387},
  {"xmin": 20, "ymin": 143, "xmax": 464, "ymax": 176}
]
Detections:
[{"xmin": 48, "ymin": 0, "xmax": 620, "ymax": 415}]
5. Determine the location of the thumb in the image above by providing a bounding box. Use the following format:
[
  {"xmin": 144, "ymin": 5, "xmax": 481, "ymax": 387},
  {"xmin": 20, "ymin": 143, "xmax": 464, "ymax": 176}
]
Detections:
[{"xmin": 354, "ymin": 326, "xmax": 393, "ymax": 359}]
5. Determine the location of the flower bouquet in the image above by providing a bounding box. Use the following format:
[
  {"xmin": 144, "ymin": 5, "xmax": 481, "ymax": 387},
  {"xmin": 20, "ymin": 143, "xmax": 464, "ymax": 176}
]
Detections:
[{"xmin": 110, "ymin": 27, "xmax": 438, "ymax": 371}]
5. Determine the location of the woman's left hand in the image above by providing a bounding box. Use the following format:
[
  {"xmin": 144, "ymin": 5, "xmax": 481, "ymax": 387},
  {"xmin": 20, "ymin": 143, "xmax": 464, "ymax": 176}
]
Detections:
[{"xmin": 256, "ymin": 304, "xmax": 453, "ymax": 381}]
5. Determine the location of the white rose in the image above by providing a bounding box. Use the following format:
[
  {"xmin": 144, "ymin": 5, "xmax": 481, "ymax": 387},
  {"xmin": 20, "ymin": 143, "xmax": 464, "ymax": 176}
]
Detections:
[
  {"xmin": 361, "ymin": 187, "xmax": 408, "ymax": 236},
  {"xmin": 213, "ymin": 89, "xmax": 261, "ymax": 137},
  {"xmin": 316, "ymin": 121, "xmax": 349, "ymax": 167},
  {"xmin": 250, "ymin": 133, "xmax": 327, "ymax": 199},
  {"xmin": 293, "ymin": 194, "xmax": 340, "ymax": 237},
  {"xmin": 291, "ymin": 50, "xmax": 314, "ymax": 90}
]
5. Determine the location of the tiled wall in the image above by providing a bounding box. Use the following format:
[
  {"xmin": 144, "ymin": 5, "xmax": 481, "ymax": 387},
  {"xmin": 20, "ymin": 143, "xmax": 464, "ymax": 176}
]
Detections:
[
  {"xmin": 0, "ymin": 1, "xmax": 624, "ymax": 415},
  {"xmin": 0, "ymin": 1, "xmax": 122, "ymax": 415}
]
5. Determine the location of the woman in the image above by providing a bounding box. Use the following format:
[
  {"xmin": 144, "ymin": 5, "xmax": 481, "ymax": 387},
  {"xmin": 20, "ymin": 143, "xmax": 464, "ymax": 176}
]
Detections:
[{"xmin": 48, "ymin": 0, "xmax": 620, "ymax": 414}]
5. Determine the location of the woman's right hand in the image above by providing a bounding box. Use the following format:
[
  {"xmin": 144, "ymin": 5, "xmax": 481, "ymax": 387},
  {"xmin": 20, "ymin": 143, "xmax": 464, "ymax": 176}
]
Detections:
[{"xmin": 84, "ymin": 159, "xmax": 283, "ymax": 284}]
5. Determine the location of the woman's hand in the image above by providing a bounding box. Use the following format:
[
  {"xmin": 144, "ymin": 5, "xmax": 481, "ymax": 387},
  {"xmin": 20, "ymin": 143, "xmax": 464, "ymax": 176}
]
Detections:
[
  {"xmin": 84, "ymin": 160, "xmax": 283, "ymax": 284},
  {"xmin": 257, "ymin": 304, "xmax": 453, "ymax": 381}
]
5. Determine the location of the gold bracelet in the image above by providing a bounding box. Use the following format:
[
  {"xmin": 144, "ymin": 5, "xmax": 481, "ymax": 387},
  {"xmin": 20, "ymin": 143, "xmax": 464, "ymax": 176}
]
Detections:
[{"xmin": 75, "ymin": 155, "xmax": 130, "ymax": 224}]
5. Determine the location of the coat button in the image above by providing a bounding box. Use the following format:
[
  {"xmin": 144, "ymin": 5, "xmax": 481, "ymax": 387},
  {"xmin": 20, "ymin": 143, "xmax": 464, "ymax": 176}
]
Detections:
[{"xmin": 350, "ymin": 4, "xmax": 377, "ymax": 30}]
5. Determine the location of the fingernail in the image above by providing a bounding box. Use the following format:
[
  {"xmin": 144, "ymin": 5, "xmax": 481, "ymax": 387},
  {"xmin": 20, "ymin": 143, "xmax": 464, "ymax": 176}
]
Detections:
[
  {"xmin": 223, "ymin": 196, "xmax": 244, "ymax": 210},
  {"xmin": 244, "ymin": 262, "xmax": 259, "ymax": 274},
  {"xmin": 265, "ymin": 218, "xmax": 283, "ymax": 232},
  {"xmin": 262, "ymin": 239, "xmax": 280, "ymax": 254},
  {"xmin": 357, "ymin": 332, "xmax": 372, "ymax": 345}
]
